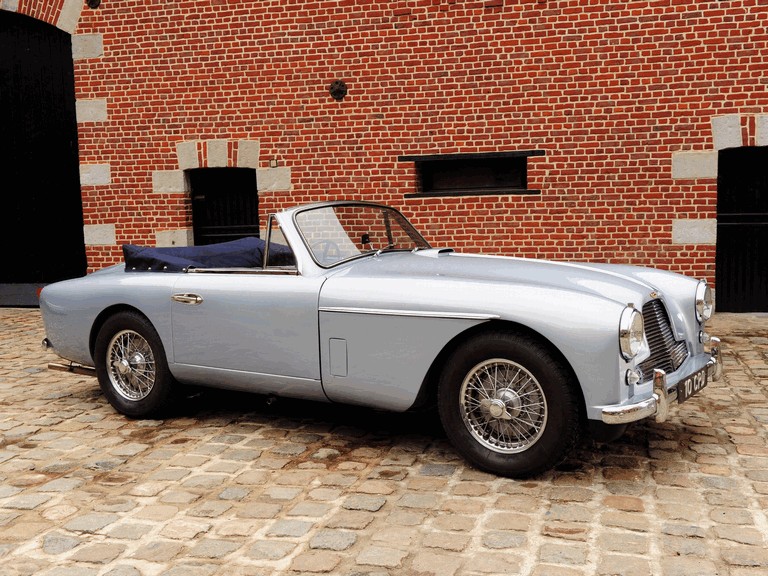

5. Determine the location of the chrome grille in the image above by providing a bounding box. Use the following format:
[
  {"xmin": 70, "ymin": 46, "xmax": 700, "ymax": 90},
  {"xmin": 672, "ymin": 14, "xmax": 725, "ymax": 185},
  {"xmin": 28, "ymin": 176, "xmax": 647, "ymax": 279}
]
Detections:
[{"xmin": 638, "ymin": 299, "xmax": 688, "ymax": 379}]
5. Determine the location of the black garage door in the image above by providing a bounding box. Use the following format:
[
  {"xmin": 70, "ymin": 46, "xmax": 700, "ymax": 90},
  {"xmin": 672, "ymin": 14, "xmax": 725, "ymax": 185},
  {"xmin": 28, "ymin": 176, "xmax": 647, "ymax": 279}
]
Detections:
[
  {"xmin": 0, "ymin": 11, "xmax": 87, "ymax": 306},
  {"xmin": 716, "ymin": 147, "xmax": 768, "ymax": 312}
]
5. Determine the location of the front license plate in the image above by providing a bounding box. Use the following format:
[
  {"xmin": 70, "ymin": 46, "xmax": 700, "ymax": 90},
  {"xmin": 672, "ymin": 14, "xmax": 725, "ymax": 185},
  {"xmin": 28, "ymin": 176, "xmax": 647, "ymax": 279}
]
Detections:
[{"xmin": 677, "ymin": 366, "xmax": 708, "ymax": 404}]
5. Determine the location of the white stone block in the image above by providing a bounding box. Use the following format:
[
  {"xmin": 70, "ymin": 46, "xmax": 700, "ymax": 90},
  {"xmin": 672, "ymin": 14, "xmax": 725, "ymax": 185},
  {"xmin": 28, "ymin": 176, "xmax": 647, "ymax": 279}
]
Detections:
[
  {"xmin": 756, "ymin": 115, "xmax": 768, "ymax": 147},
  {"xmin": 80, "ymin": 164, "xmax": 111, "ymax": 186},
  {"xmin": 76, "ymin": 99, "xmax": 107, "ymax": 123},
  {"xmin": 155, "ymin": 229, "xmax": 193, "ymax": 248},
  {"xmin": 238, "ymin": 140, "xmax": 261, "ymax": 169},
  {"xmin": 83, "ymin": 224, "xmax": 115, "ymax": 246},
  {"xmin": 257, "ymin": 167, "xmax": 292, "ymax": 192},
  {"xmin": 671, "ymin": 219, "xmax": 717, "ymax": 245},
  {"xmin": 58, "ymin": 0, "xmax": 82, "ymax": 34},
  {"xmin": 206, "ymin": 140, "xmax": 228, "ymax": 168},
  {"xmin": 152, "ymin": 170, "xmax": 186, "ymax": 193},
  {"xmin": 671, "ymin": 151, "xmax": 718, "ymax": 180},
  {"xmin": 711, "ymin": 115, "xmax": 743, "ymax": 150},
  {"xmin": 177, "ymin": 141, "xmax": 199, "ymax": 171},
  {"xmin": 72, "ymin": 34, "xmax": 103, "ymax": 60}
]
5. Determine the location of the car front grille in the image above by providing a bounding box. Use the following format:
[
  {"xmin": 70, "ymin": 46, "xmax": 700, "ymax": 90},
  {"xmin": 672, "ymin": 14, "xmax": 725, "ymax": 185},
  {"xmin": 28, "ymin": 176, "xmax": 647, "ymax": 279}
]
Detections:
[{"xmin": 638, "ymin": 299, "xmax": 689, "ymax": 380}]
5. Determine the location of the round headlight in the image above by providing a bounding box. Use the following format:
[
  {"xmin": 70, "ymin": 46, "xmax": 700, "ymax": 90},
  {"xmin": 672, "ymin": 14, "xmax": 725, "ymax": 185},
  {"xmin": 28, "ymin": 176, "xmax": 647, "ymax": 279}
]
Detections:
[
  {"xmin": 619, "ymin": 306, "xmax": 644, "ymax": 360},
  {"xmin": 695, "ymin": 280, "xmax": 713, "ymax": 323}
]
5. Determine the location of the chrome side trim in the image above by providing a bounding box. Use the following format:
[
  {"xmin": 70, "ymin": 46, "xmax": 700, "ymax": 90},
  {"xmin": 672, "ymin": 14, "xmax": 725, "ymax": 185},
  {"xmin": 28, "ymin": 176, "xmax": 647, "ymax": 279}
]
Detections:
[
  {"xmin": 318, "ymin": 306, "xmax": 499, "ymax": 321},
  {"xmin": 188, "ymin": 268, "xmax": 299, "ymax": 275}
]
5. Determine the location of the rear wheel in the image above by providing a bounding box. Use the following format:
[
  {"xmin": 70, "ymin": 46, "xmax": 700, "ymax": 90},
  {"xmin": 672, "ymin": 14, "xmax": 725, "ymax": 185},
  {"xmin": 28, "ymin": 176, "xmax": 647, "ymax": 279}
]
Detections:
[
  {"xmin": 438, "ymin": 330, "xmax": 580, "ymax": 478},
  {"xmin": 94, "ymin": 311, "xmax": 175, "ymax": 418}
]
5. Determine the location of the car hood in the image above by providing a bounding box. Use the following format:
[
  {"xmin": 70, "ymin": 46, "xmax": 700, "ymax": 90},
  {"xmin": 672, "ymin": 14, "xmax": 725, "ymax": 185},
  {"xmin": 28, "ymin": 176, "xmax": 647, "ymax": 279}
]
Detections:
[{"xmin": 321, "ymin": 249, "xmax": 685, "ymax": 310}]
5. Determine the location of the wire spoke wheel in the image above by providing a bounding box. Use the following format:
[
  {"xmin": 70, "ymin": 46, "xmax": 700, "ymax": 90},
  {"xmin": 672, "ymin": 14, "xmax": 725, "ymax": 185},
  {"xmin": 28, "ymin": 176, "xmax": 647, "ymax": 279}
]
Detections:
[
  {"xmin": 459, "ymin": 358, "xmax": 547, "ymax": 453},
  {"xmin": 106, "ymin": 329, "xmax": 156, "ymax": 401},
  {"xmin": 95, "ymin": 311, "xmax": 175, "ymax": 418},
  {"xmin": 439, "ymin": 330, "xmax": 580, "ymax": 477}
]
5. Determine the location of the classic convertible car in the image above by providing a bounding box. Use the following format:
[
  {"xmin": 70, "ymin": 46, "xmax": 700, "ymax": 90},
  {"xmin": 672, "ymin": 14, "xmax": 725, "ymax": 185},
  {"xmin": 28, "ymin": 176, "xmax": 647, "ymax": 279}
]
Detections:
[{"xmin": 40, "ymin": 201, "xmax": 723, "ymax": 477}]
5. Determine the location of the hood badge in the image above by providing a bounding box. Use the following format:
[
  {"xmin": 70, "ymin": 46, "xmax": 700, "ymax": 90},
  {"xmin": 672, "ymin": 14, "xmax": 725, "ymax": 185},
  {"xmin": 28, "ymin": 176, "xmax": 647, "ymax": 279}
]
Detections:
[{"xmin": 649, "ymin": 291, "xmax": 659, "ymax": 299}]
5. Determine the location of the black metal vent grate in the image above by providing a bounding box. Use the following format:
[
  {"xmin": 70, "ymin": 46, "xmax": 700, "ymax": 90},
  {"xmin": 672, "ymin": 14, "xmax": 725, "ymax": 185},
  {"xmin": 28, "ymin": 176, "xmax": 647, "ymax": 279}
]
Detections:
[{"xmin": 638, "ymin": 299, "xmax": 689, "ymax": 379}]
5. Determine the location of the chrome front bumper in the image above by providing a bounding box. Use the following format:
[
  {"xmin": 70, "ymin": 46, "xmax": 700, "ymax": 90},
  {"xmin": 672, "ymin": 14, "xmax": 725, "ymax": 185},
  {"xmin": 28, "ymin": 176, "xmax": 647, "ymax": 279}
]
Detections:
[{"xmin": 601, "ymin": 337, "xmax": 722, "ymax": 425}]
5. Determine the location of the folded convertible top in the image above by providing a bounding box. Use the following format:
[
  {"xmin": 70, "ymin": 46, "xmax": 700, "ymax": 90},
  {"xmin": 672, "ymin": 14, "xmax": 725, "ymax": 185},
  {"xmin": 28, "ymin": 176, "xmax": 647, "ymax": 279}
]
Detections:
[{"xmin": 123, "ymin": 237, "xmax": 267, "ymax": 271}]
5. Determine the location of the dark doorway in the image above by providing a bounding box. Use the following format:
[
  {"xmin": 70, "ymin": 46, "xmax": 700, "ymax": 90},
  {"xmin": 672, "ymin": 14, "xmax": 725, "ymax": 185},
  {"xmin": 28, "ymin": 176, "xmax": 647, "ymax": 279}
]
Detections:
[
  {"xmin": 715, "ymin": 146, "xmax": 768, "ymax": 312},
  {"xmin": 188, "ymin": 168, "xmax": 259, "ymax": 245},
  {"xmin": 0, "ymin": 12, "xmax": 87, "ymax": 307}
]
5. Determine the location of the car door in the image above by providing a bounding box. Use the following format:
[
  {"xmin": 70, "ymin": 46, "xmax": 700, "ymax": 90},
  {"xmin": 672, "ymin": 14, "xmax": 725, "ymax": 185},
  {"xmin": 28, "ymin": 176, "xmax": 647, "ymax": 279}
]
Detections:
[{"xmin": 170, "ymin": 272, "xmax": 325, "ymax": 384}]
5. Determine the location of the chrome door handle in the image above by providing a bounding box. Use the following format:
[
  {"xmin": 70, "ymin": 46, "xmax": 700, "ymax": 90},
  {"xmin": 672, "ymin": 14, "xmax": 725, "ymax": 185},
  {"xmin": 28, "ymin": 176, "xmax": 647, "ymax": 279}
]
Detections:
[{"xmin": 172, "ymin": 293, "xmax": 203, "ymax": 305}]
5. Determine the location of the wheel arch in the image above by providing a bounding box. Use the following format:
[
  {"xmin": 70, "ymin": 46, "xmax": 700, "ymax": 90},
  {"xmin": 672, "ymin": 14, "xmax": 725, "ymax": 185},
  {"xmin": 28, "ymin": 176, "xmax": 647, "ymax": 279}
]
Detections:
[
  {"xmin": 89, "ymin": 304, "xmax": 152, "ymax": 360},
  {"xmin": 414, "ymin": 319, "xmax": 587, "ymax": 421}
]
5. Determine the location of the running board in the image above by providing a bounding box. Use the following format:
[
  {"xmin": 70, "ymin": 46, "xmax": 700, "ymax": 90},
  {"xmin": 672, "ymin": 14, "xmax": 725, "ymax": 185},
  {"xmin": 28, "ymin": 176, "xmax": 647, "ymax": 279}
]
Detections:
[{"xmin": 48, "ymin": 362, "xmax": 97, "ymax": 377}]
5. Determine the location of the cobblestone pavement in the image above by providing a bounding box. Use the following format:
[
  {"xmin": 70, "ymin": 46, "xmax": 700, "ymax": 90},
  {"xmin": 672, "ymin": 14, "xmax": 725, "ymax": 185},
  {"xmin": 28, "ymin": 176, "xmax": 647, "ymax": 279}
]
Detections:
[{"xmin": 0, "ymin": 308, "xmax": 767, "ymax": 576}]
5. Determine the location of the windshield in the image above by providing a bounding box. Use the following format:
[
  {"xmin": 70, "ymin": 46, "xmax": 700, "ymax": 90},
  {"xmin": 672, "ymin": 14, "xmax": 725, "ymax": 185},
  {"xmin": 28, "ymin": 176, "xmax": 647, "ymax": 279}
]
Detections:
[{"xmin": 294, "ymin": 204, "xmax": 431, "ymax": 267}]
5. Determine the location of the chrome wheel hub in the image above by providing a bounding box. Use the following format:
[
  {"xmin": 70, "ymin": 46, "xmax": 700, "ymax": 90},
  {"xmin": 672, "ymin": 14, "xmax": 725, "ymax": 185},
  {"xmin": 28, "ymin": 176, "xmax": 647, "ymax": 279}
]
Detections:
[
  {"xmin": 482, "ymin": 388, "xmax": 523, "ymax": 420},
  {"xmin": 114, "ymin": 358, "xmax": 131, "ymax": 375},
  {"xmin": 486, "ymin": 398, "xmax": 508, "ymax": 419}
]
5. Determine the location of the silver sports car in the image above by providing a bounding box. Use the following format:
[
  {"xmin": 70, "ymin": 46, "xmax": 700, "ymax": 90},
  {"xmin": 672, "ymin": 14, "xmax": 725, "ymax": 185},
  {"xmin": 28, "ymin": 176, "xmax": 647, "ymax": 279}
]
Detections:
[{"xmin": 40, "ymin": 201, "xmax": 723, "ymax": 478}]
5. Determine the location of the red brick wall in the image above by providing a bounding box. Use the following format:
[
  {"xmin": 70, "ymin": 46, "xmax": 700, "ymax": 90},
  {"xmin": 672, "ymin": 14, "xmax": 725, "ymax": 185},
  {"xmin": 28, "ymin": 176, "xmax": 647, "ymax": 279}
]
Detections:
[
  {"xmin": 28, "ymin": 1, "xmax": 768, "ymax": 282},
  {"xmin": 21, "ymin": 0, "xmax": 64, "ymax": 24}
]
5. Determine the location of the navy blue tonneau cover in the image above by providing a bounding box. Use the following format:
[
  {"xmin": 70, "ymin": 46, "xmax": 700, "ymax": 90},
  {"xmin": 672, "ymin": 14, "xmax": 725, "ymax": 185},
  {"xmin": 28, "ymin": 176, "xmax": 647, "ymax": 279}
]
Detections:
[{"xmin": 123, "ymin": 237, "xmax": 293, "ymax": 272}]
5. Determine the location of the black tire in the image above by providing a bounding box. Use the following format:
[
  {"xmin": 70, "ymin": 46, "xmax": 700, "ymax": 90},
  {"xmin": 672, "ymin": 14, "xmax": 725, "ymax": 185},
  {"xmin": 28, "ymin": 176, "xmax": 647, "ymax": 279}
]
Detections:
[
  {"xmin": 437, "ymin": 330, "xmax": 581, "ymax": 478},
  {"xmin": 94, "ymin": 310, "xmax": 176, "ymax": 418}
]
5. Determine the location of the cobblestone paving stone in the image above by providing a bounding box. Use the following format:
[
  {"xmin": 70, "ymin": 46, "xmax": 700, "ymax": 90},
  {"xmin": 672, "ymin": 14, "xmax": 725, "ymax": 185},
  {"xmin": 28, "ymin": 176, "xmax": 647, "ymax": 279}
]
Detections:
[{"xmin": 0, "ymin": 308, "xmax": 766, "ymax": 575}]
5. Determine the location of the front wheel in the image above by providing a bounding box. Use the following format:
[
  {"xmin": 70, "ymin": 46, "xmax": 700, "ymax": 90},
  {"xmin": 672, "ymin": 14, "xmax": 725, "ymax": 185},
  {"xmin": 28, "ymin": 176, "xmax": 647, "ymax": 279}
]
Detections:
[
  {"xmin": 438, "ymin": 330, "xmax": 581, "ymax": 478},
  {"xmin": 94, "ymin": 311, "xmax": 176, "ymax": 418}
]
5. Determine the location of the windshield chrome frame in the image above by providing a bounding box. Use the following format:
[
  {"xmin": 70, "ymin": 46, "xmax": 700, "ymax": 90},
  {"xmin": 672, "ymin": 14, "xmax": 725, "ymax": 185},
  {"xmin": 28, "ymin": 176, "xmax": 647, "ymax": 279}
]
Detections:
[{"xmin": 292, "ymin": 201, "xmax": 431, "ymax": 269}]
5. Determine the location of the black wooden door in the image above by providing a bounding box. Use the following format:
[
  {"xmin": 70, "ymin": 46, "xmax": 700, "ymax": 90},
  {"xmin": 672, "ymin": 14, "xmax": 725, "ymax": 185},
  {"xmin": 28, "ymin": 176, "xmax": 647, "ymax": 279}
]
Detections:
[
  {"xmin": 716, "ymin": 147, "xmax": 768, "ymax": 312},
  {"xmin": 188, "ymin": 168, "xmax": 259, "ymax": 245},
  {"xmin": 0, "ymin": 12, "xmax": 87, "ymax": 306}
]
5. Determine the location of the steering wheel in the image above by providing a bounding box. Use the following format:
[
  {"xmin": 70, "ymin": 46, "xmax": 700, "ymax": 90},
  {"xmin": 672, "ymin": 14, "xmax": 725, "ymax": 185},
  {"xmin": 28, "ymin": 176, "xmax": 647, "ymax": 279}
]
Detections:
[{"xmin": 311, "ymin": 239, "xmax": 342, "ymax": 264}]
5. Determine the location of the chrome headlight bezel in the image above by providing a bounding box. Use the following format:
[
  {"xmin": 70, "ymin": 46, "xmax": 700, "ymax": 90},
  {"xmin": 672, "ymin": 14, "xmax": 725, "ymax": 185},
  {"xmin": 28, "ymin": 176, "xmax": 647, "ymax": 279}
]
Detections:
[
  {"xmin": 695, "ymin": 280, "xmax": 714, "ymax": 323},
  {"xmin": 619, "ymin": 305, "xmax": 644, "ymax": 361}
]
